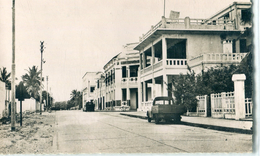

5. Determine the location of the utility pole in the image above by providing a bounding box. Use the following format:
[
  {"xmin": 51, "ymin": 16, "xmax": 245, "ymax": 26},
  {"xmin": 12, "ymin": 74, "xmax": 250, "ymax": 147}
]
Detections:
[
  {"xmin": 11, "ymin": 0, "xmax": 16, "ymax": 131},
  {"xmin": 46, "ymin": 76, "xmax": 48, "ymax": 111},
  {"xmin": 40, "ymin": 41, "xmax": 45, "ymax": 115}
]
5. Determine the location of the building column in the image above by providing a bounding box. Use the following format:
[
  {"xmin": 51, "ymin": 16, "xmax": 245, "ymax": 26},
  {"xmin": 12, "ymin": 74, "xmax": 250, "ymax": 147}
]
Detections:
[
  {"xmin": 162, "ymin": 37, "xmax": 168, "ymax": 96},
  {"xmin": 161, "ymin": 75, "xmax": 168, "ymax": 96},
  {"xmin": 152, "ymin": 78, "xmax": 156, "ymax": 99},
  {"xmin": 232, "ymin": 74, "xmax": 246, "ymax": 120},
  {"xmin": 143, "ymin": 52, "xmax": 146, "ymax": 69},
  {"xmin": 143, "ymin": 81, "xmax": 146, "ymax": 102},
  {"xmin": 162, "ymin": 37, "xmax": 167, "ymax": 66},
  {"xmin": 137, "ymin": 67, "xmax": 142, "ymax": 111},
  {"xmin": 127, "ymin": 88, "xmax": 130, "ymax": 106},
  {"xmin": 151, "ymin": 43, "xmax": 155, "ymax": 100}
]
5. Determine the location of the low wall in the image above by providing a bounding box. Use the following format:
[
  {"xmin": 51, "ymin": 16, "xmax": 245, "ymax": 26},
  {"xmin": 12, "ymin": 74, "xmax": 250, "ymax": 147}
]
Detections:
[
  {"xmin": 0, "ymin": 82, "xmax": 5, "ymax": 118},
  {"xmin": 16, "ymin": 98, "xmax": 36, "ymax": 112}
]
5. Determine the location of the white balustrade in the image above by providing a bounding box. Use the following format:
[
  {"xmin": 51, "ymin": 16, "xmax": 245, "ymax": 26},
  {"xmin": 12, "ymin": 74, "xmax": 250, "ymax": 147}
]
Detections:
[{"xmin": 166, "ymin": 59, "xmax": 187, "ymax": 67}]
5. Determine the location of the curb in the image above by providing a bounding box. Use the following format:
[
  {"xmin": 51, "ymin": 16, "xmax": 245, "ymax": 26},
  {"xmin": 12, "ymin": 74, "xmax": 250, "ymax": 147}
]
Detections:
[{"xmin": 120, "ymin": 113, "xmax": 253, "ymax": 134}]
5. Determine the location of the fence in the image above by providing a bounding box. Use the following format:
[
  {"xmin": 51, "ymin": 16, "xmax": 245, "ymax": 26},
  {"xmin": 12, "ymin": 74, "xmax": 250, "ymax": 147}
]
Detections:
[
  {"xmin": 245, "ymin": 98, "xmax": 253, "ymax": 117},
  {"xmin": 211, "ymin": 92, "xmax": 235, "ymax": 119},
  {"xmin": 196, "ymin": 95, "xmax": 208, "ymax": 117},
  {"xmin": 195, "ymin": 92, "xmax": 253, "ymax": 119}
]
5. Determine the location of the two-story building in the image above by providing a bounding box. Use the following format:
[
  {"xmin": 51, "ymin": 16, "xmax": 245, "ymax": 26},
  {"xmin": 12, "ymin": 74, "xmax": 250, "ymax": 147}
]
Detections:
[
  {"xmin": 102, "ymin": 42, "xmax": 140, "ymax": 110},
  {"xmin": 82, "ymin": 72, "xmax": 102, "ymax": 110},
  {"xmin": 134, "ymin": 2, "xmax": 252, "ymax": 111}
]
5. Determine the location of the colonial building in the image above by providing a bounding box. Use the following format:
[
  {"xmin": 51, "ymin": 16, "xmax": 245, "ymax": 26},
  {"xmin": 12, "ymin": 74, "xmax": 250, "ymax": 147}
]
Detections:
[
  {"xmin": 101, "ymin": 42, "xmax": 139, "ymax": 110},
  {"xmin": 82, "ymin": 72, "xmax": 102, "ymax": 110},
  {"xmin": 134, "ymin": 2, "xmax": 252, "ymax": 111}
]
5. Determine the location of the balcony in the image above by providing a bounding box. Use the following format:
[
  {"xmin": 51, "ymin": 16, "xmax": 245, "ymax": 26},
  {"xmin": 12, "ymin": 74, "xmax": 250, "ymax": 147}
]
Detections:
[
  {"xmin": 121, "ymin": 77, "xmax": 138, "ymax": 87},
  {"xmin": 140, "ymin": 59, "xmax": 187, "ymax": 76},
  {"xmin": 189, "ymin": 53, "xmax": 248, "ymax": 68}
]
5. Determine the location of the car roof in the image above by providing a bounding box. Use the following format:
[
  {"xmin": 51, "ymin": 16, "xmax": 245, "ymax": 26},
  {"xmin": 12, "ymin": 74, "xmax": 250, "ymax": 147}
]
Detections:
[{"xmin": 153, "ymin": 96, "xmax": 174, "ymax": 101}]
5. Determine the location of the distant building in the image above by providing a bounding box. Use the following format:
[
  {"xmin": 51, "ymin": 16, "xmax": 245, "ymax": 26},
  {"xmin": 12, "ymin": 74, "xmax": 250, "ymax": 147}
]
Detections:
[
  {"xmin": 95, "ymin": 42, "xmax": 139, "ymax": 110},
  {"xmin": 134, "ymin": 2, "xmax": 252, "ymax": 111},
  {"xmin": 82, "ymin": 72, "xmax": 102, "ymax": 109}
]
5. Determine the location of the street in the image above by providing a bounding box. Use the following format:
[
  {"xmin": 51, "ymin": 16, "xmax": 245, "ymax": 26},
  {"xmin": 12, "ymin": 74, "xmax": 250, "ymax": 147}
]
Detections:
[{"xmin": 53, "ymin": 110, "xmax": 252, "ymax": 153}]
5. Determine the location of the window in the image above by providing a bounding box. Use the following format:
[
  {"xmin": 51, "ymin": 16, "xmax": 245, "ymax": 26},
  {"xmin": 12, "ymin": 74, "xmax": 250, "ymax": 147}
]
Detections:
[
  {"xmin": 130, "ymin": 65, "xmax": 138, "ymax": 77},
  {"xmin": 122, "ymin": 66, "xmax": 127, "ymax": 78},
  {"xmin": 90, "ymin": 87, "xmax": 95, "ymax": 92}
]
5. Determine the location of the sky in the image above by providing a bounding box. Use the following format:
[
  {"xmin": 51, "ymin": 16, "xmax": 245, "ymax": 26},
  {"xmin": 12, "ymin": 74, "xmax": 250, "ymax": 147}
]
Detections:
[{"xmin": 0, "ymin": 0, "xmax": 251, "ymax": 102}]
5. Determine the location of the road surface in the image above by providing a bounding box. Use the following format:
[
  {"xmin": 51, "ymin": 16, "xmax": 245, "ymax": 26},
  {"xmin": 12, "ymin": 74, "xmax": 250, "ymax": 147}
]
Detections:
[{"xmin": 53, "ymin": 110, "xmax": 252, "ymax": 154}]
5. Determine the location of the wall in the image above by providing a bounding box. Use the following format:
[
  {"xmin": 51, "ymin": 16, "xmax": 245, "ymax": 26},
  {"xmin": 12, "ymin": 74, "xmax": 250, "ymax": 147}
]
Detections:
[
  {"xmin": 16, "ymin": 98, "xmax": 36, "ymax": 113},
  {"xmin": 0, "ymin": 81, "xmax": 5, "ymax": 118}
]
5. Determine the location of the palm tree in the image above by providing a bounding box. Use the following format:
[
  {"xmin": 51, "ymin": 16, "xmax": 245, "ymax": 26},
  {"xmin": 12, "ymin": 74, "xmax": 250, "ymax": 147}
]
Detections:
[
  {"xmin": 70, "ymin": 90, "xmax": 82, "ymax": 109},
  {"xmin": 0, "ymin": 67, "xmax": 11, "ymax": 105},
  {"xmin": 0, "ymin": 67, "xmax": 11, "ymax": 89},
  {"xmin": 22, "ymin": 66, "xmax": 41, "ymax": 102}
]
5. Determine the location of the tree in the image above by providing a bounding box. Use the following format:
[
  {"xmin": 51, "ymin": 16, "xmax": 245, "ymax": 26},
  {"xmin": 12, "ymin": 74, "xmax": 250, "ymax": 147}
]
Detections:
[
  {"xmin": 22, "ymin": 66, "xmax": 41, "ymax": 101},
  {"xmin": 69, "ymin": 89, "xmax": 82, "ymax": 109},
  {"xmin": 196, "ymin": 65, "xmax": 238, "ymax": 95},
  {"xmin": 171, "ymin": 69, "xmax": 198, "ymax": 112},
  {"xmin": 0, "ymin": 67, "xmax": 11, "ymax": 89},
  {"xmin": 42, "ymin": 90, "xmax": 53, "ymax": 110}
]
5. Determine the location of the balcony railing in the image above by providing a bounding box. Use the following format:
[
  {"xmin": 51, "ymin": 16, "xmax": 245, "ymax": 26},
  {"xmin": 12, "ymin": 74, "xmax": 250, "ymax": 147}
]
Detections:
[
  {"xmin": 141, "ymin": 59, "xmax": 187, "ymax": 75},
  {"xmin": 166, "ymin": 59, "xmax": 187, "ymax": 67},
  {"xmin": 189, "ymin": 53, "xmax": 248, "ymax": 67},
  {"xmin": 139, "ymin": 17, "xmax": 235, "ymax": 42},
  {"xmin": 154, "ymin": 60, "xmax": 163, "ymax": 70}
]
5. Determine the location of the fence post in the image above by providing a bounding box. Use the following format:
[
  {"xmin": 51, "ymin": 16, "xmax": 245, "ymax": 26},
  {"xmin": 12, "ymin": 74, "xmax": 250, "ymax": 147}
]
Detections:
[{"xmin": 232, "ymin": 74, "xmax": 246, "ymax": 120}]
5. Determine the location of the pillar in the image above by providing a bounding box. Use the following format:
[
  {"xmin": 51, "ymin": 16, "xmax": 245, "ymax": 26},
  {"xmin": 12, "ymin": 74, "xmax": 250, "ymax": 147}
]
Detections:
[
  {"xmin": 184, "ymin": 17, "xmax": 190, "ymax": 29},
  {"xmin": 162, "ymin": 75, "xmax": 168, "ymax": 96},
  {"xmin": 143, "ymin": 81, "xmax": 147, "ymax": 102},
  {"xmin": 232, "ymin": 74, "xmax": 246, "ymax": 120},
  {"xmin": 162, "ymin": 37, "xmax": 167, "ymax": 66},
  {"xmin": 137, "ymin": 67, "xmax": 142, "ymax": 111},
  {"xmin": 151, "ymin": 44, "xmax": 155, "ymax": 100},
  {"xmin": 143, "ymin": 52, "xmax": 147, "ymax": 68}
]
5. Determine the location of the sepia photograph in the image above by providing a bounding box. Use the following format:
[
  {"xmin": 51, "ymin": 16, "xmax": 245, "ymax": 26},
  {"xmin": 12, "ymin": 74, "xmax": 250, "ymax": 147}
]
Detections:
[{"xmin": 0, "ymin": 0, "xmax": 258, "ymax": 155}]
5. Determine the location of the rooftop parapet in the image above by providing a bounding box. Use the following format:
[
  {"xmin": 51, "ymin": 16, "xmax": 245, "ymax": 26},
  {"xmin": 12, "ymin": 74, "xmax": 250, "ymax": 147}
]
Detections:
[{"xmin": 139, "ymin": 16, "xmax": 235, "ymax": 42}]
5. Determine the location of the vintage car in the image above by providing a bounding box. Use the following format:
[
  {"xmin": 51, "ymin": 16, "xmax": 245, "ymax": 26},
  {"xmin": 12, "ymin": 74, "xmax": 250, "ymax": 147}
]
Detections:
[
  {"xmin": 147, "ymin": 96, "xmax": 187, "ymax": 124},
  {"xmin": 83, "ymin": 102, "xmax": 95, "ymax": 112}
]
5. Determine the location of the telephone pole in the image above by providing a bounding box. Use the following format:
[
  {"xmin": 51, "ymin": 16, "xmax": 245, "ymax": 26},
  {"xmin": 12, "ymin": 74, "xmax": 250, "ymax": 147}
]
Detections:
[
  {"xmin": 11, "ymin": 0, "xmax": 16, "ymax": 131},
  {"xmin": 40, "ymin": 41, "xmax": 45, "ymax": 115}
]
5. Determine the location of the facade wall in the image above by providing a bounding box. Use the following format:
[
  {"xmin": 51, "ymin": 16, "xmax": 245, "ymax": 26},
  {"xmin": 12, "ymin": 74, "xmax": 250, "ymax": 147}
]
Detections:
[{"xmin": 0, "ymin": 81, "xmax": 5, "ymax": 118}]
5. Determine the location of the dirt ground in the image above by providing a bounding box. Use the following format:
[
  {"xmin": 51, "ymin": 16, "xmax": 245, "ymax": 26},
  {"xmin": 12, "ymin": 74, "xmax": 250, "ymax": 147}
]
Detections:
[{"xmin": 0, "ymin": 111, "xmax": 55, "ymax": 154}]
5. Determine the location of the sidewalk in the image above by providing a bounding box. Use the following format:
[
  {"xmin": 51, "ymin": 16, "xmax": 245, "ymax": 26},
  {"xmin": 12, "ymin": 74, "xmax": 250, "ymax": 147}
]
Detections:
[{"xmin": 120, "ymin": 111, "xmax": 253, "ymax": 134}]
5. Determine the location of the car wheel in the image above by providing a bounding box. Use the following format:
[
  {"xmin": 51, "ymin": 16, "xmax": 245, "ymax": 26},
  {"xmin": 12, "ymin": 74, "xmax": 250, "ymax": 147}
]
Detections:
[
  {"xmin": 175, "ymin": 116, "xmax": 181, "ymax": 123},
  {"xmin": 155, "ymin": 115, "xmax": 160, "ymax": 124}
]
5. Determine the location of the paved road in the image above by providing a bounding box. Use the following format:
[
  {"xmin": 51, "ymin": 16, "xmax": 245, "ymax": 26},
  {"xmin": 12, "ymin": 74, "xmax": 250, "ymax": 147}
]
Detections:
[{"xmin": 53, "ymin": 110, "xmax": 252, "ymax": 154}]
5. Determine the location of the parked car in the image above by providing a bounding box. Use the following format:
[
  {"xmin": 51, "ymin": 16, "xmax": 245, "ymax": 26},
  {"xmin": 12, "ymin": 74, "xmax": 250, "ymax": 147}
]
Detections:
[
  {"xmin": 83, "ymin": 102, "xmax": 95, "ymax": 112},
  {"xmin": 147, "ymin": 96, "xmax": 187, "ymax": 124}
]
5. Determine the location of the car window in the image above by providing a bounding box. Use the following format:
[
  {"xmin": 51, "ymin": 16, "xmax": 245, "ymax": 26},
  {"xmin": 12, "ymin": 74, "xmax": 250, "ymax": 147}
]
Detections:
[{"xmin": 154, "ymin": 100, "xmax": 173, "ymax": 105}]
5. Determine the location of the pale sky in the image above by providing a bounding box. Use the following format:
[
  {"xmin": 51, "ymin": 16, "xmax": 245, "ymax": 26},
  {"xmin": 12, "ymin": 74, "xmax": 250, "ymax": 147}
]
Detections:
[{"xmin": 0, "ymin": 0, "xmax": 251, "ymax": 102}]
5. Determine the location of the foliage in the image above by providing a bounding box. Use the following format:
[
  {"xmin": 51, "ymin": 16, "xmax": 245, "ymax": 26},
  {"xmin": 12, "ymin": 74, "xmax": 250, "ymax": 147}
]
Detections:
[
  {"xmin": 234, "ymin": 52, "xmax": 253, "ymax": 98},
  {"xmin": 196, "ymin": 65, "xmax": 238, "ymax": 95},
  {"xmin": 171, "ymin": 69, "xmax": 198, "ymax": 112},
  {"xmin": 52, "ymin": 101, "xmax": 67, "ymax": 110},
  {"xmin": 68, "ymin": 89, "xmax": 82, "ymax": 109},
  {"xmin": 22, "ymin": 66, "xmax": 41, "ymax": 101},
  {"xmin": 0, "ymin": 67, "xmax": 11, "ymax": 89},
  {"xmin": 42, "ymin": 90, "xmax": 53, "ymax": 110}
]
